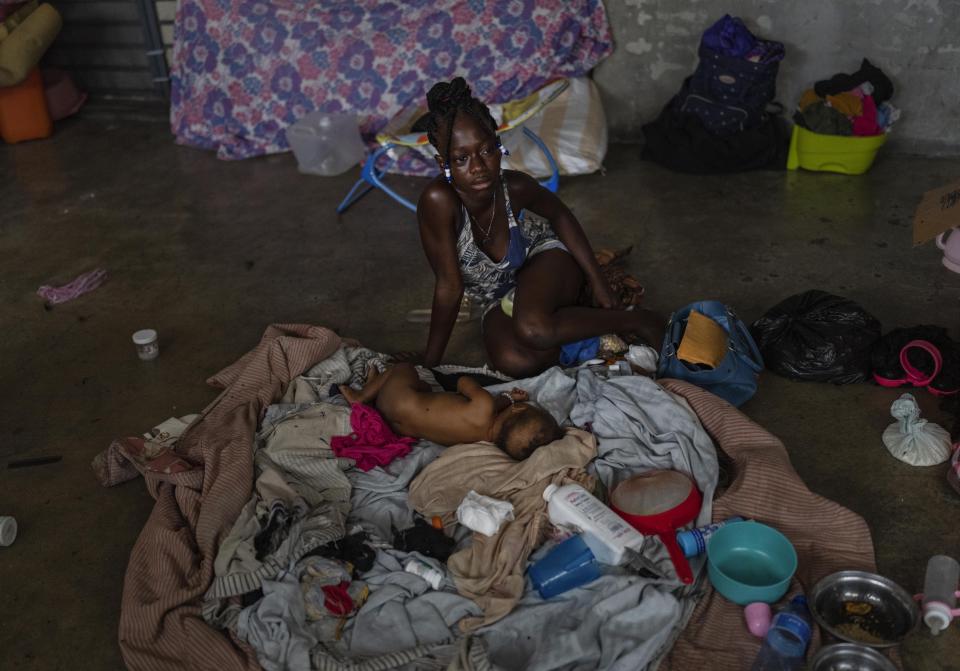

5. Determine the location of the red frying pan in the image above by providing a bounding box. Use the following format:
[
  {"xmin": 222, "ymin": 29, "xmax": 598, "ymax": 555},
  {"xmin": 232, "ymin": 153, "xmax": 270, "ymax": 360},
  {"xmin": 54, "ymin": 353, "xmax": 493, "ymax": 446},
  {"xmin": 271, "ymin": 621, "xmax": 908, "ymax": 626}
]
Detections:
[{"xmin": 609, "ymin": 470, "xmax": 702, "ymax": 584}]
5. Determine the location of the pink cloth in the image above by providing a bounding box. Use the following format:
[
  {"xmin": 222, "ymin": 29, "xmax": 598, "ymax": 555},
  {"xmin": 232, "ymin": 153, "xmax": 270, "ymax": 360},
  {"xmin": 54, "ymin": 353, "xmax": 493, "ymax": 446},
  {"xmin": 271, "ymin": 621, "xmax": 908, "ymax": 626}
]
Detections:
[
  {"xmin": 37, "ymin": 268, "xmax": 107, "ymax": 304},
  {"xmin": 331, "ymin": 403, "xmax": 416, "ymax": 471},
  {"xmin": 852, "ymin": 94, "xmax": 881, "ymax": 136}
]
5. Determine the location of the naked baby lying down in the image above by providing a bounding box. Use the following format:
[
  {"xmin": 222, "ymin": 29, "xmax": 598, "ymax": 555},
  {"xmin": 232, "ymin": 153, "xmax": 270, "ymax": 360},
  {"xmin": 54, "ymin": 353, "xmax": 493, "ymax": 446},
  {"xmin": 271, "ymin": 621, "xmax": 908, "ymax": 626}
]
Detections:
[{"xmin": 340, "ymin": 363, "xmax": 562, "ymax": 460}]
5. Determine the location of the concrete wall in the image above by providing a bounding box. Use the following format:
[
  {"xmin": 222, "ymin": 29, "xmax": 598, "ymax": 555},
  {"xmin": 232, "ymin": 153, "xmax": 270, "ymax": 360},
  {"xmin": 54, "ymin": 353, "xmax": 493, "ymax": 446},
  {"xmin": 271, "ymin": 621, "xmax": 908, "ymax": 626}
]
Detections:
[{"xmin": 593, "ymin": 0, "xmax": 960, "ymax": 154}]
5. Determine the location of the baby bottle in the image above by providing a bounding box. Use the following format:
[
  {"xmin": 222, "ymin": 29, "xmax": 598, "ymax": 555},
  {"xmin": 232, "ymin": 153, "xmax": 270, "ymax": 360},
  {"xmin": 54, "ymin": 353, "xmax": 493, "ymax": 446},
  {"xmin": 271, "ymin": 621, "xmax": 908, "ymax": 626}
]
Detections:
[{"xmin": 921, "ymin": 554, "xmax": 960, "ymax": 635}]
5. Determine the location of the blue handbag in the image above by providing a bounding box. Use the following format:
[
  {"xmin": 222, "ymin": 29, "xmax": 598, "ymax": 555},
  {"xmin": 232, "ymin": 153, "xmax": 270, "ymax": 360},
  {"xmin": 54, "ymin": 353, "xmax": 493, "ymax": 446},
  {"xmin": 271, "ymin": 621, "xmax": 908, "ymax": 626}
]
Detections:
[{"xmin": 657, "ymin": 300, "xmax": 764, "ymax": 406}]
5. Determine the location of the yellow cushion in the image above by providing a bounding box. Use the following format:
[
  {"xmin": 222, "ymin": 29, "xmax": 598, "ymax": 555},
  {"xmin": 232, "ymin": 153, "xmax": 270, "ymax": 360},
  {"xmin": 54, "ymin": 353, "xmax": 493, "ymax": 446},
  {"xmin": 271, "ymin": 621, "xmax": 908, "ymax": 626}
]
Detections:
[
  {"xmin": 0, "ymin": 4, "xmax": 62, "ymax": 88},
  {"xmin": 0, "ymin": 0, "xmax": 39, "ymax": 43}
]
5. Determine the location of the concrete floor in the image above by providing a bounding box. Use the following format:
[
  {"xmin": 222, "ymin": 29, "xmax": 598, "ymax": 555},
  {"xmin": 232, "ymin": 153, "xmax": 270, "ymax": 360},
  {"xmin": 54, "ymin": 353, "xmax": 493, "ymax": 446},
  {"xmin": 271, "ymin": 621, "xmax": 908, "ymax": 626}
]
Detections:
[{"xmin": 1, "ymin": 118, "xmax": 958, "ymax": 670}]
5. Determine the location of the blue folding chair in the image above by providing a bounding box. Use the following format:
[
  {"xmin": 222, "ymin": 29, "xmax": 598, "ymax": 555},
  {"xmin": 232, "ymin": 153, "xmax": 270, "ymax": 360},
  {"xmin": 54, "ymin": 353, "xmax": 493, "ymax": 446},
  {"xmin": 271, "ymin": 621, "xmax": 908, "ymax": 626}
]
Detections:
[{"xmin": 337, "ymin": 79, "xmax": 569, "ymax": 214}]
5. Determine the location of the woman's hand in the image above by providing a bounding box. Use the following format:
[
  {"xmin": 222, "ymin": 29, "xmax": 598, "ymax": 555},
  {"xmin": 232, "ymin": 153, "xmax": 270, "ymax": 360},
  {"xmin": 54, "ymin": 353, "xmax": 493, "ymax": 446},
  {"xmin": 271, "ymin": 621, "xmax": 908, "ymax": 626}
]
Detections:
[{"xmin": 589, "ymin": 275, "xmax": 622, "ymax": 310}]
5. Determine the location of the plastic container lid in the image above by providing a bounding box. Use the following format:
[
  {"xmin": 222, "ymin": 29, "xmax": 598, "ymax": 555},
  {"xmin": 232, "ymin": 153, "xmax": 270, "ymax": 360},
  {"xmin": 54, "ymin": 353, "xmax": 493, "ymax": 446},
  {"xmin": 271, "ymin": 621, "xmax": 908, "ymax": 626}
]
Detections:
[
  {"xmin": 132, "ymin": 329, "xmax": 157, "ymax": 345},
  {"xmin": 0, "ymin": 517, "xmax": 17, "ymax": 547},
  {"xmin": 542, "ymin": 484, "xmax": 558, "ymax": 502}
]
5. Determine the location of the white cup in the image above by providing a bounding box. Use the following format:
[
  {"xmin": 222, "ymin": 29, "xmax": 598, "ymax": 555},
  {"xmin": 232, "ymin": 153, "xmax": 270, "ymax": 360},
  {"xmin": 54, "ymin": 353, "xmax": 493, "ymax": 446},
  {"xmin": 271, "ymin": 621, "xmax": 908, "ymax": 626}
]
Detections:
[
  {"xmin": 0, "ymin": 516, "xmax": 17, "ymax": 547},
  {"xmin": 132, "ymin": 329, "xmax": 160, "ymax": 361}
]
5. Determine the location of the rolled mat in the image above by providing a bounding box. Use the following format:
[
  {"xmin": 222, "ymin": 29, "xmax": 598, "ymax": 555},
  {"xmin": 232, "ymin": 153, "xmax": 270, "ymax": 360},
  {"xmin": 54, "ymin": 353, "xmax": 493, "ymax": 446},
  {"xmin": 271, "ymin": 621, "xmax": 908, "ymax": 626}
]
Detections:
[
  {"xmin": 0, "ymin": 4, "xmax": 62, "ymax": 87},
  {"xmin": 0, "ymin": 1, "xmax": 40, "ymax": 41}
]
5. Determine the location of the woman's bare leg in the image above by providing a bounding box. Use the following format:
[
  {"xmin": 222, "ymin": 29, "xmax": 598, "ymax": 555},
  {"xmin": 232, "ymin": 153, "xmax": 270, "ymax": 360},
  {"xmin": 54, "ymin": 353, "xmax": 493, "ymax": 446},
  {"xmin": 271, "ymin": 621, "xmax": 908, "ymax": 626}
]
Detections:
[{"xmin": 483, "ymin": 250, "xmax": 665, "ymax": 377}]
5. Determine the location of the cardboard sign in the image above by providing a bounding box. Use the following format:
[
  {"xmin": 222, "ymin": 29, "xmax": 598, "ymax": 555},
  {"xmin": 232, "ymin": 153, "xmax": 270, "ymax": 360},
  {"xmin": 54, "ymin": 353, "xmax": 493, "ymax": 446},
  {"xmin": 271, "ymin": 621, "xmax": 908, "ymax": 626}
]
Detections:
[{"xmin": 913, "ymin": 179, "xmax": 960, "ymax": 245}]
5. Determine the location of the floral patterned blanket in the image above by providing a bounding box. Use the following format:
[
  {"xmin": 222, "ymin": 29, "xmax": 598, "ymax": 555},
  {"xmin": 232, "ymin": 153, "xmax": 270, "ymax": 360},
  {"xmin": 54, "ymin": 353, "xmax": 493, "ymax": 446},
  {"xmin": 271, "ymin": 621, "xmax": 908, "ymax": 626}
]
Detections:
[{"xmin": 170, "ymin": 0, "xmax": 613, "ymax": 161}]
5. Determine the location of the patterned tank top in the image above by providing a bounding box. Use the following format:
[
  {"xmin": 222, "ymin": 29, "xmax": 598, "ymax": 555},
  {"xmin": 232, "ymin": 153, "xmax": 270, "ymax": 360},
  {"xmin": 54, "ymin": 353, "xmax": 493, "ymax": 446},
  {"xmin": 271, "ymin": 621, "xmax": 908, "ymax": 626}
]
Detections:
[{"xmin": 455, "ymin": 173, "xmax": 564, "ymax": 309}]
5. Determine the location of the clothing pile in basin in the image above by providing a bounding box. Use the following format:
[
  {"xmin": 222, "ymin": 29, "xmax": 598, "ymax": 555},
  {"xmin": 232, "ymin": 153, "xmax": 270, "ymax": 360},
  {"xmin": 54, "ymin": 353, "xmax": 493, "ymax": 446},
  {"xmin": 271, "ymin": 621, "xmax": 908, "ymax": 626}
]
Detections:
[{"xmin": 794, "ymin": 59, "xmax": 900, "ymax": 136}]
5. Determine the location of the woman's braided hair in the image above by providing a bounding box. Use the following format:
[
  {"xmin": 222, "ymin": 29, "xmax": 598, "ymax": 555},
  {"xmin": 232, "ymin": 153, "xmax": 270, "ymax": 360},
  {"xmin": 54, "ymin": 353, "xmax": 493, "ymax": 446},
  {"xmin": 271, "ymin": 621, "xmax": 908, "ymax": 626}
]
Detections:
[{"xmin": 423, "ymin": 77, "xmax": 499, "ymax": 168}]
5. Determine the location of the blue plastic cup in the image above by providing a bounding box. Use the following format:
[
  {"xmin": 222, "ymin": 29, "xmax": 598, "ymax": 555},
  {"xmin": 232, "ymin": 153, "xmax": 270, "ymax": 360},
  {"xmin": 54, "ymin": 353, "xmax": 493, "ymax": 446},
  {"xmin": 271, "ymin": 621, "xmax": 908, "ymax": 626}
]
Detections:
[{"xmin": 528, "ymin": 534, "xmax": 601, "ymax": 599}]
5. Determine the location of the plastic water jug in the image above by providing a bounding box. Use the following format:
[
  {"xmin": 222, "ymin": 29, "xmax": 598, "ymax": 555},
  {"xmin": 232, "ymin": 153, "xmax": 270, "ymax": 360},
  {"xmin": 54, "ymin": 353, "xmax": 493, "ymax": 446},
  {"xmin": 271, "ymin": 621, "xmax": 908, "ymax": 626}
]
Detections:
[{"xmin": 286, "ymin": 112, "xmax": 365, "ymax": 176}]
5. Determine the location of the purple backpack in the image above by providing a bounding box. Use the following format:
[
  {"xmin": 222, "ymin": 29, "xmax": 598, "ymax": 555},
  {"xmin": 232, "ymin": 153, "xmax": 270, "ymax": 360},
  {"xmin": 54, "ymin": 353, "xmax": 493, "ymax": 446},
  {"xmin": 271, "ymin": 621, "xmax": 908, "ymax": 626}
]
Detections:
[{"xmin": 673, "ymin": 15, "xmax": 784, "ymax": 136}]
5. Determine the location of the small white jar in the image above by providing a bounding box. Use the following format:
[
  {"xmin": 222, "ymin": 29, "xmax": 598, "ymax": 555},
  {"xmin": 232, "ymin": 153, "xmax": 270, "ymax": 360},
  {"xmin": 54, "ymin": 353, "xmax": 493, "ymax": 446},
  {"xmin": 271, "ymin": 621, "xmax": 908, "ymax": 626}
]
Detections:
[{"xmin": 132, "ymin": 329, "xmax": 160, "ymax": 361}]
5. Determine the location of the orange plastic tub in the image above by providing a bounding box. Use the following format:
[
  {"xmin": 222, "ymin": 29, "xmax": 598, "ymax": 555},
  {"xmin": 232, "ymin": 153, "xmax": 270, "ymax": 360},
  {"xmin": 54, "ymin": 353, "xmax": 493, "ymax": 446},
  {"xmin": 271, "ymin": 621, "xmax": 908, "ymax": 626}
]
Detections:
[{"xmin": 0, "ymin": 67, "xmax": 53, "ymax": 143}]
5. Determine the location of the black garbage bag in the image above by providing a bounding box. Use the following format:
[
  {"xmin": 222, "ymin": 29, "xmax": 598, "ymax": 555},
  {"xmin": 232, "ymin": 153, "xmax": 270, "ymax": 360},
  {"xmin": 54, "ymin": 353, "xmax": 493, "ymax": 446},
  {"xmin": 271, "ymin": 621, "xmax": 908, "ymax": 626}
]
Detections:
[{"xmin": 750, "ymin": 290, "xmax": 882, "ymax": 384}]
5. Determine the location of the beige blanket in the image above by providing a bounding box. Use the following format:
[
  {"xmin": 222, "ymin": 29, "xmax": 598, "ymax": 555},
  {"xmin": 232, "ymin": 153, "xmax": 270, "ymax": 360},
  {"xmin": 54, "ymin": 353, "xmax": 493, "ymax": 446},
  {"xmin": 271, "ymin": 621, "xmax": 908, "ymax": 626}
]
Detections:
[{"xmin": 408, "ymin": 429, "xmax": 597, "ymax": 631}]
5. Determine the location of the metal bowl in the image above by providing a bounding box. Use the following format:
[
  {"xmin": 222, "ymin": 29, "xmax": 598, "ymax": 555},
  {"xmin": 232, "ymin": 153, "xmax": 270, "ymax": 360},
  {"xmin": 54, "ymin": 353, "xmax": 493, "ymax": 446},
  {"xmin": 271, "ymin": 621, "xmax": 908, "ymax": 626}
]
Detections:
[
  {"xmin": 810, "ymin": 643, "xmax": 898, "ymax": 671},
  {"xmin": 810, "ymin": 571, "xmax": 919, "ymax": 648}
]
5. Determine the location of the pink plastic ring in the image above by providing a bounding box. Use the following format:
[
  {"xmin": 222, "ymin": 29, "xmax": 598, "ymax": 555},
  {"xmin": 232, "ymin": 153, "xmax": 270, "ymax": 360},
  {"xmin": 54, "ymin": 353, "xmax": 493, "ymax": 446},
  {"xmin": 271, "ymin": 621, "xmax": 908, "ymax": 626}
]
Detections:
[{"xmin": 898, "ymin": 340, "xmax": 942, "ymax": 387}]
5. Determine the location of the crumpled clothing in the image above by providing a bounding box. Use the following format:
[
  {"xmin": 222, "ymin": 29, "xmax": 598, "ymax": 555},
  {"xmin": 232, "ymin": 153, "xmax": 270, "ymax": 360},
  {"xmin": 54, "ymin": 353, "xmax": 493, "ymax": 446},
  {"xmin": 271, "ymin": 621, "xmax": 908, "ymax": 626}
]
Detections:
[
  {"xmin": 309, "ymin": 530, "xmax": 377, "ymax": 574},
  {"xmin": 571, "ymin": 370, "xmax": 718, "ymax": 580},
  {"xmin": 825, "ymin": 92, "xmax": 863, "ymax": 118},
  {"xmin": 340, "ymin": 549, "xmax": 481, "ymax": 657},
  {"xmin": 798, "ymin": 88, "xmax": 821, "ymax": 111},
  {"xmin": 206, "ymin": 402, "xmax": 354, "ymax": 603},
  {"xmin": 559, "ymin": 337, "xmax": 600, "ymax": 366},
  {"xmin": 852, "ymin": 94, "xmax": 881, "ymax": 136},
  {"xmin": 332, "ymin": 403, "xmax": 417, "ymax": 471},
  {"xmin": 37, "ymin": 267, "xmax": 107, "ymax": 304},
  {"xmin": 876, "ymin": 101, "xmax": 901, "ymax": 131},
  {"xmin": 347, "ymin": 440, "xmax": 445, "ymax": 543},
  {"xmin": 236, "ymin": 573, "xmax": 316, "ymax": 671},
  {"xmin": 92, "ymin": 414, "xmax": 200, "ymax": 486},
  {"xmin": 795, "ymin": 102, "xmax": 852, "ymax": 136},
  {"xmin": 814, "ymin": 58, "xmax": 893, "ymax": 104},
  {"xmin": 408, "ymin": 429, "xmax": 597, "ymax": 630},
  {"xmin": 394, "ymin": 517, "xmax": 456, "ymax": 562},
  {"xmin": 299, "ymin": 557, "xmax": 353, "ymax": 620}
]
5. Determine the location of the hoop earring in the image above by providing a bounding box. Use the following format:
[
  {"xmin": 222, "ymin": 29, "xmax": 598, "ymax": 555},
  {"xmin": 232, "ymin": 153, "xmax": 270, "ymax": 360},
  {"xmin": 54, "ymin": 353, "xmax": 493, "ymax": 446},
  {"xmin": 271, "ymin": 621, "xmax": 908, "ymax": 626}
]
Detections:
[
  {"xmin": 443, "ymin": 163, "xmax": 452, "ymax": 183},
  {"xmin": 496, "ymin": 136, "xmax": 509, "ymax": 156}
]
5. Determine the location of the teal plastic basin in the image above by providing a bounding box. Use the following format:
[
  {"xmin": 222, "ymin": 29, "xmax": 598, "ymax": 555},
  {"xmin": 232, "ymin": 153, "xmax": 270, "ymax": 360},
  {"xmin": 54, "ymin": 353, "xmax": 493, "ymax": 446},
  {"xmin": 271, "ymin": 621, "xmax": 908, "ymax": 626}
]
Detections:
[{"xmin": 706, "ymin": 521, "xmax": 797, "ymax": 605}]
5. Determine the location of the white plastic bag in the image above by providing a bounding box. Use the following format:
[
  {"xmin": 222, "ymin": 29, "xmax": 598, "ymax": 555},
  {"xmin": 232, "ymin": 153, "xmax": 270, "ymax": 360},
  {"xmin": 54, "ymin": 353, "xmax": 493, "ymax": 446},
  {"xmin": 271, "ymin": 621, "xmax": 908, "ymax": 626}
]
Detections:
[
  {"xmin": 500, "ymin": 77, "xmax": 607, "ymax": 177},
  {"xmin": 882, "ymin": 393, "xmax": 952, "ymax": 466},
  {"xmin": 456, "ymin": 490, "xmax": 515, "ymax": 537},
  {"xmin": 286, "ymin": 112, "xmax": 365, "ymax": 176}
]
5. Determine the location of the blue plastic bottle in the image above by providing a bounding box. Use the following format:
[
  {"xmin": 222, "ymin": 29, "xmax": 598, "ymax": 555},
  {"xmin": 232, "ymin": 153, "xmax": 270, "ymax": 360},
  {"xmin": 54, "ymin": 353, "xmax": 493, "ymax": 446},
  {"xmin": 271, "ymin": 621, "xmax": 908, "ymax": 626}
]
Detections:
[
  {"xmin": 750, "ymin": 595, "xmax": 812, "ymax": 671},
  {"xmin": 676, "ymin": 516, "xmax": 745, "ymax": 558}
]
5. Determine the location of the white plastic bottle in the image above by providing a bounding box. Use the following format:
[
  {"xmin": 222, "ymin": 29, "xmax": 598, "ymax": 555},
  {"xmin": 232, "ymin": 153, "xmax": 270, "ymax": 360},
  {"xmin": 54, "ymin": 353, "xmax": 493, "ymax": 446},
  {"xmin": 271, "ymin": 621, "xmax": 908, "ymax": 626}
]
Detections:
[{"xmin": 543, "ymin": 483, "xmax": 645, "ymax": 565}]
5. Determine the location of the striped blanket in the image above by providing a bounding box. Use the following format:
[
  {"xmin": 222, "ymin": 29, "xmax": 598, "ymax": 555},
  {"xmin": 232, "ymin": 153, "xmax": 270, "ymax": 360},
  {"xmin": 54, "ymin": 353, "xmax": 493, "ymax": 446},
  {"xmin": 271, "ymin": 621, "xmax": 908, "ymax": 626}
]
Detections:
[{"xmin": 98, "ymin": 324, "xmax": 877, "ymax": 670}]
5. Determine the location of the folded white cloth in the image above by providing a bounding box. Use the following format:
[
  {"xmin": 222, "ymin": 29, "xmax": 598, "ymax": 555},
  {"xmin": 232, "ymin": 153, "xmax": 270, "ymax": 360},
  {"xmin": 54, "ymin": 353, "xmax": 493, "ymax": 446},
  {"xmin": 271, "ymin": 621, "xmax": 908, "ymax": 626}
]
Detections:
[{"xmin": 456, "ymin": 490, "xmax": 515, "ymax": 537}]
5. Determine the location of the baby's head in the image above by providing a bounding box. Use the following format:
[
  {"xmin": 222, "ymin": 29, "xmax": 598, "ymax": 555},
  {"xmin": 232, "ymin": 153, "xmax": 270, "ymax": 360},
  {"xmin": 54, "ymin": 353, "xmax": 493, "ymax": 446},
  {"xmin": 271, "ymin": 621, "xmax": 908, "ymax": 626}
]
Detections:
[{"xmin": 492, "ymin": 402, "xmax": 564, "ymax": 461}]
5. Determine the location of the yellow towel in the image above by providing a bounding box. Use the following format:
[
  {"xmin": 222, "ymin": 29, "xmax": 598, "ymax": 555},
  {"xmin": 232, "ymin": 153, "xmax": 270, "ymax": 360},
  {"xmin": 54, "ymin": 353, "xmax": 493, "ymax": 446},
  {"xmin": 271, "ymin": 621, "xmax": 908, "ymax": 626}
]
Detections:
[{"xmin": 677, "ymin": 310, "xmax": 729, "ymax": 369}]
